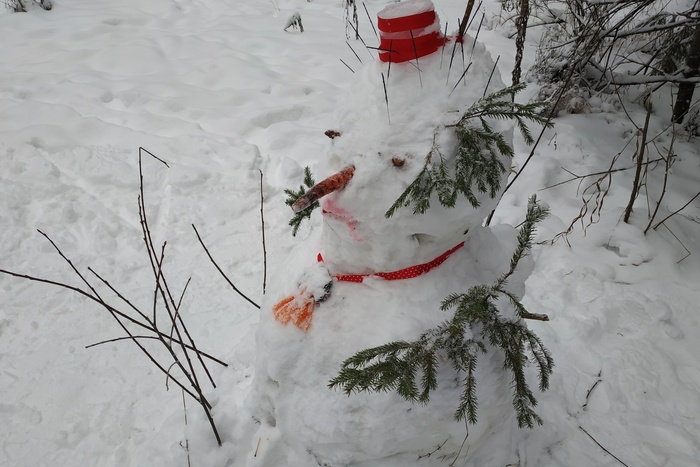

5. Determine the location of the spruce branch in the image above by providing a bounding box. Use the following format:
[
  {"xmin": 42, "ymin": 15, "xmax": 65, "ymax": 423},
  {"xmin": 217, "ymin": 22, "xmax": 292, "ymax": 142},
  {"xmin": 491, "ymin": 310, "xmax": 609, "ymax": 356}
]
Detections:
[
  {"xmin": 331, "ymin": 196, "xmax": 553, "ymax": 429},
  {"xmin": 285, "ymin": 167, "xmax": 318, "ymax": 236},
  {"xmin": 387, "ymin": 85, "xmax": 552, "ymax": 218}
]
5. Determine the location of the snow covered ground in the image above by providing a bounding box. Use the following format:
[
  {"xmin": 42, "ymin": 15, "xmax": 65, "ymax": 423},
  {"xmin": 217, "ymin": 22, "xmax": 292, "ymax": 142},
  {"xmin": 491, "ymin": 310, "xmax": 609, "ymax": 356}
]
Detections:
[{"xmin": 1, "ymin": 0, "xmax": 698, "ymax": 466}]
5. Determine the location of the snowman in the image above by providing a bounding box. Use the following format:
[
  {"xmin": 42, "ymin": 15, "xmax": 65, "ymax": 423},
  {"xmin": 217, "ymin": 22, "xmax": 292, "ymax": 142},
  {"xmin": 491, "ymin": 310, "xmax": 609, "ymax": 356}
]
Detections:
[{"xmin": 249, "ymin": 1, "xmax": 544, "ymax": 465}]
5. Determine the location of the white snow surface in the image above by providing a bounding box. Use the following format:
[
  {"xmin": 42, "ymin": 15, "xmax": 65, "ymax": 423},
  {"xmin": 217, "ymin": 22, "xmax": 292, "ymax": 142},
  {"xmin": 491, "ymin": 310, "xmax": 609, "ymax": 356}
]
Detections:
[{"xmin": 1, "ymin": 1, "xmax": 699, "ymax": 466}]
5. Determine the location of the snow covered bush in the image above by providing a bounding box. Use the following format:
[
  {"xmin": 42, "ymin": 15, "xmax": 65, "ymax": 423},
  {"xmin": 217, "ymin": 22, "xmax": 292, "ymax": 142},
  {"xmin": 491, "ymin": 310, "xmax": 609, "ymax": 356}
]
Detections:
[{"xmin": 6, "ymin": 0, "xmax": 52, "ymax": 12}]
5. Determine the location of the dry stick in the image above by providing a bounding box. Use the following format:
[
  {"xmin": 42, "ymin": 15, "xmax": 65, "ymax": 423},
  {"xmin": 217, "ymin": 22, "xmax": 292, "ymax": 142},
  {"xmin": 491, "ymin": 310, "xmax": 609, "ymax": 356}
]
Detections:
[
  {"xmin": 346, "ymin": 41, "xmax": 363, "ymax": 64},
  {"xmin": 192, "ymin": 224, "xmax": 260, "ymax": 309},
  {"xmin": 144, "ymin": 234, "xmax": 221, "ymax": 447},
  {"xmin": 448, "ymin": 62, "xmax": 473, "ymax": 96},
  {"xmin": 339, "ymin": 59, "xmax": 355, "ymax": 73},
  {"xmin": 170, "ymin": 276, "xmax": 192, "ymax": 341},
  {"xmin": 26, "ymin": 234, "xmax": 204, "ymax": 407},
  {"xmin": 0, "ymin": 267, "xmax": 226, "ymax": 366},
  {"xmin": 450, "ymin": 421, "xmax": 469, "ymax": 467},
  {"xmin": 457, "ymin": 18, "xmax": 465, "ymax": 70},
  {"xmin": 387, "ymin": 40, "xmax": 393, "ymax": 81},
  {"xmin": 446, "ymin": 32, "xmax": 459, "ymax": 85},
  {"xmin": 623, "ymin": 100, "xmax": 652, "ymax": 223},
  {"xmin": 140, "ymin": 203, "xmax": 216, "ymax": 399},
  {"xmin": 541, "ymin": 157, "xmax": 666, "ymax": 191},
  {"xmin": 652, "ymin": 190, "xmax": 700, "ymax": 231},
  {"xmin": 440, "ymin": 20, "xmax": 449, "ymax": 68},
  {"xmin": 140, "ymin": 146, "xmax": 170, "ymax": 168},
  {"xmin": 470, "ymin": 14, "xmax": 485, "ymax": 55},
  {"xmin": 362, "ymin": 1, "xmax": 378, "ymax": 40},
  {"xmin": 182, "ymin": 390, "xmax": 192, "ymax": 467},
  {"xmin": 582, "ymin": 371, "xmax": 602, "ymax": 410},
  {"xmin": 165, "ymin": 361, "xmax": 179, "ymax": 390},
  {"xmin": 458, "ymin": 0, "xmax": 476, "ymax": 39},
  {"xmin": 660, "ymin": 224, "xmax": 692, "ymax": 263},
  {"xmin": 382, "ymin": 72, "xmax": 390, "ymax": 123},
  {"xmin": 86, "ymin": 265, "xmax": 226, "ymax": 366},
  {"xmin": 466, "ymin": 0, "xmax": 483, "ymax": 31},
  {"xmin": 417, "ymin": 438, "xmax": 449, "ymax": 460},
  {"xmin": 152, "ymin": 243, "xmax": 166, "ymax": 327},
  {"xmin": 346, "ymin": 20, "xmax": 373, "ymax": 58},
  {"xmin": 88, "ymin": 265, "xmax": 212, "ymax": 404},
  {"xmin": 409, "ymin": 30, "xmax": 423, "ymax": 87},
  {"xmin": 645, "ymin": 131, "xmax": 676, "ymax": 234},
  {"xmin": 134, "ymin": 158, "xmax": 218, "ymax": 432},
  {"xmin": 86, "ymin": 335, "xmax": 178, "ymax": 349},
  {"xmin": 259, "ymin": 170, "xmax": 267, "ymax": 295},
  {"xmin": 579, "ymin": 426, "xmax": 630, "ymax": 467},
  {"xmin": 485, "ymin": 47, "xmax": 580, "ymax": 226},
  {"xmin": 483, "ymin": 55, "xmax": 500, "ymax": 98}
]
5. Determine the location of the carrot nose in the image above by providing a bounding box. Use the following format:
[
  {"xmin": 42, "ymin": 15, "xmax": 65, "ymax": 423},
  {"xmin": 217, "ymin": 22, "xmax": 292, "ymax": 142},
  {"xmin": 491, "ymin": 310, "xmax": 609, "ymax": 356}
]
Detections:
[{"xmin": 292, "ymin": 166, "xmax": 355, "ymax": 213}]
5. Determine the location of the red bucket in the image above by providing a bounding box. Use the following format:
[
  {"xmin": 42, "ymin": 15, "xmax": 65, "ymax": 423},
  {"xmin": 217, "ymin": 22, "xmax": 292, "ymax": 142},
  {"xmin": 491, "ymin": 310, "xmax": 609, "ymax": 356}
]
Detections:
[{"xmin": 377, "ymin": 0, "xmax": 443, "ymax": 63}]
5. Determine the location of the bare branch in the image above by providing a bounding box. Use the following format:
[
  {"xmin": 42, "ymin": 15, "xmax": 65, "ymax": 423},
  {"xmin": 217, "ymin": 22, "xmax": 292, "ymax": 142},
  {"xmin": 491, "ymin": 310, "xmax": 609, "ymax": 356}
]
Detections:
[{"xmin": 192, "ymin": 224, "xmax": 260, "ymax": 309}]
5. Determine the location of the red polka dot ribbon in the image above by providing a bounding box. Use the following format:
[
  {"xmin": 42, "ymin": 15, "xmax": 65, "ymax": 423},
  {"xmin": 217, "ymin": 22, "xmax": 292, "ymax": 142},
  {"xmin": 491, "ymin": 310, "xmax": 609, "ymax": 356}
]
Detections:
[{"xmin": 317, "ymin": 242, "xmax": 465, "ymax": 283}]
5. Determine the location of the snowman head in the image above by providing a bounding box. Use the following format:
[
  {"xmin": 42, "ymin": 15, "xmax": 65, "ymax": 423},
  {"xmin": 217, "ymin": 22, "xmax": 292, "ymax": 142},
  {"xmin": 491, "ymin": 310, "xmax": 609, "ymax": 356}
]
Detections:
[{"xmin": 293, "ymin": 1, "xmax": 512, "ymax": 274}]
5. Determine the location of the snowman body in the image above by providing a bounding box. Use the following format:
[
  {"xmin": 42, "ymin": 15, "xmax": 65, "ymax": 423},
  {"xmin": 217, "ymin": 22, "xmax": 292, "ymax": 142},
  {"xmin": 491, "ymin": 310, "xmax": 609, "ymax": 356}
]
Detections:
[{"xmin": 250, "ymin": 4, "xmax": 533, "ymax": 465}]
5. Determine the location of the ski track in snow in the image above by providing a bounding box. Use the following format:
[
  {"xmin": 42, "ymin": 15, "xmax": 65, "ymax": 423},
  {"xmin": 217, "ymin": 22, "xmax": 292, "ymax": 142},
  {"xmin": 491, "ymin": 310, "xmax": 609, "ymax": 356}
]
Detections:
[{"xmin": 1, "ymin": 0, "xmax": 699, "ymax": 466}]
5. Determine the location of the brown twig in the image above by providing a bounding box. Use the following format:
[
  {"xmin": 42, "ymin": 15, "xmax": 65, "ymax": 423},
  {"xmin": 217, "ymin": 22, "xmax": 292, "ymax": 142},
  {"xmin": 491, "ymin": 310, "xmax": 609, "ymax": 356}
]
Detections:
[
  {"xmin": 192, "ymin": 224, "xmax": 260, "ymax": 309},
  {"xmin": 259, "ymin": 169, "xmax": 267, "ymax": 295},
  {"xmin": 0, "ymin": 267, "xmax": 226, "ymax": 367},
  {"xmin": 521, "ymin": 311, "xmax": 550, "ymax": 321},
  {"xmin": 652, "ymin": 190, "xmax": 700, "ymax": 230},
  {"xmin": 541, "ymin": 157, "xmax": 665, "ymax": 191},
  {"xmin": 645, "ymin": 133, "xmax": 676, "ymax": 234},
  {"xmin": 137, "ymin": 158, "xmax": 216, "ymax": 397},
  {"xmin": 182, "ymin": 389, "xmax": 192, "ymax": 467},
  {"xmin": 623, "ymin": 98, "xmax": 653, "ymax": 223},
  {"xmin": 579, "ymin": 425, "xmax": 630, "ymax": 467},
  {"xmin": 137, "ymin": 154, "xmax": 221, "ymax": 445},
  {"xmin": 582, "ymin": 371, "xmax": 602, "ymax": 410}
]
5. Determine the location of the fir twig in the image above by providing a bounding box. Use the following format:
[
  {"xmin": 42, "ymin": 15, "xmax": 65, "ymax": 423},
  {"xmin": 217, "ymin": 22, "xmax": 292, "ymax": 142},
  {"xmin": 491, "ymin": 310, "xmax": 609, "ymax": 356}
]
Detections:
[
  {"xmin": 285, "ymin": 167, "xmax": 319, "ymax": 236},
  {"xmin": 332, "ymin": 197, "xmax": 553, "ymax": 429},
  {"xmin": 387, "ymin": 84, "xmax": 551, "ymax": 218}
]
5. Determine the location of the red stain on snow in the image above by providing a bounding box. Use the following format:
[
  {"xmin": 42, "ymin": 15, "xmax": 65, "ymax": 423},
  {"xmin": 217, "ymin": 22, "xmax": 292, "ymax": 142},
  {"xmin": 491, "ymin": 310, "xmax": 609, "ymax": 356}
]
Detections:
[{"xmin": 321, "ymin": 198, "xmax": 363, "ymax": 242}]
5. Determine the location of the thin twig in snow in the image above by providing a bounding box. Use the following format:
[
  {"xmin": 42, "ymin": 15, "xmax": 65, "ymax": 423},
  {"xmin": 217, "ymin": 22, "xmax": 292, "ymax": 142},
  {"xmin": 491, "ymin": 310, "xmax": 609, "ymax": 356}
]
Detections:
[
  {"xmin": 259, "ymin": 170, "xmax": 267, "ymax": 295},
  {"xmin": 382, "ymin": 72, "xmax": 390, "ymax": 123},
  {"xmin": 362, "ymin": 2, "xmax": 378, "ymax": 40},
  {"xmin": 448, "ymin": 62, "xmax": 473, "ymax": 96},
  {"xmin": 483, "ymin": 55, "xmax": 500, "ymax": 98},
  {"xmin": 346, "ymin": 41, "xmax": 363, "ymax": 64},
  {"xmin": 652, "ymin": 191, "xmax": 700, "ymax": 231},
  {"xmin": 410, "ymin": 30, "xmax": 423, "ymax": 87},
  {"xmin": 192, "ymin": 224, "xmax": 260, "ymax": 309},
  {"xmin": 339, "ymin": 59, "xmax": 355, "ymax": 73},
  {"xmin": 579, "ymin": 426, "xmax": 630, "ymax": 467}
]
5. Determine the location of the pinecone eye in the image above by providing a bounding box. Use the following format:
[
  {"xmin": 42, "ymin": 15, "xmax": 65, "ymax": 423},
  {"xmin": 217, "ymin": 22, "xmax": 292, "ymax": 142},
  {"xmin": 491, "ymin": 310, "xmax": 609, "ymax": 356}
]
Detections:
[{"xmin": 391, "ymin": 157, "xmax": 405, "ymax": 168}]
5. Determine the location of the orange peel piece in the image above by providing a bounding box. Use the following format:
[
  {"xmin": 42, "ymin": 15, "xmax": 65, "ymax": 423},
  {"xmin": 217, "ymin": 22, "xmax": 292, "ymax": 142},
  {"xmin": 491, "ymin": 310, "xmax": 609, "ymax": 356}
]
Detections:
[{"xmin": 272, "ymin": 288, "xmax": 315, "ymax": 332}]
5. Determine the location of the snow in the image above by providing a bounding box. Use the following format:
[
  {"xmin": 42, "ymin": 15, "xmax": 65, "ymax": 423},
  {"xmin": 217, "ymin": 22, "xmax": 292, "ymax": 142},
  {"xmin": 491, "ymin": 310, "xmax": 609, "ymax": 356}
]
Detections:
[
  {"xmin": 1, "ymin": 1, "xmax": 699, "ymax": 466},
  {"xmin": 378, "ymin": 0, "xmax": 435, "ymax": 20}
]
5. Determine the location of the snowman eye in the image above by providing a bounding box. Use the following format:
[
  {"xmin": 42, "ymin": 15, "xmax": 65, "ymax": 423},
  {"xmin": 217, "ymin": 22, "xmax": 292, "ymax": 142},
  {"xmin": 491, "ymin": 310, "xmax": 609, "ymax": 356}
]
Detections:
[{"xmin": 391, "ymin": 157, "xmax": 405, "ymax": 168}]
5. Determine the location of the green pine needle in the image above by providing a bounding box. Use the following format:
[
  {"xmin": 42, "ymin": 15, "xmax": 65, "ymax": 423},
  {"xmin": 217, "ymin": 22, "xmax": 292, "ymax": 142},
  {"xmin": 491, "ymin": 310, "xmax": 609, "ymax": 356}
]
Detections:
[
  {"xmin": 331, "ymin": 196, "xmax": 553, "ymax": 429},
  {"xmin": 285, "ymin": 166, "xmax": 318, "ymax": 236},
  {"xmin": 386, "ymin": 84, "xmax": 553, "ymax": 218}
]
